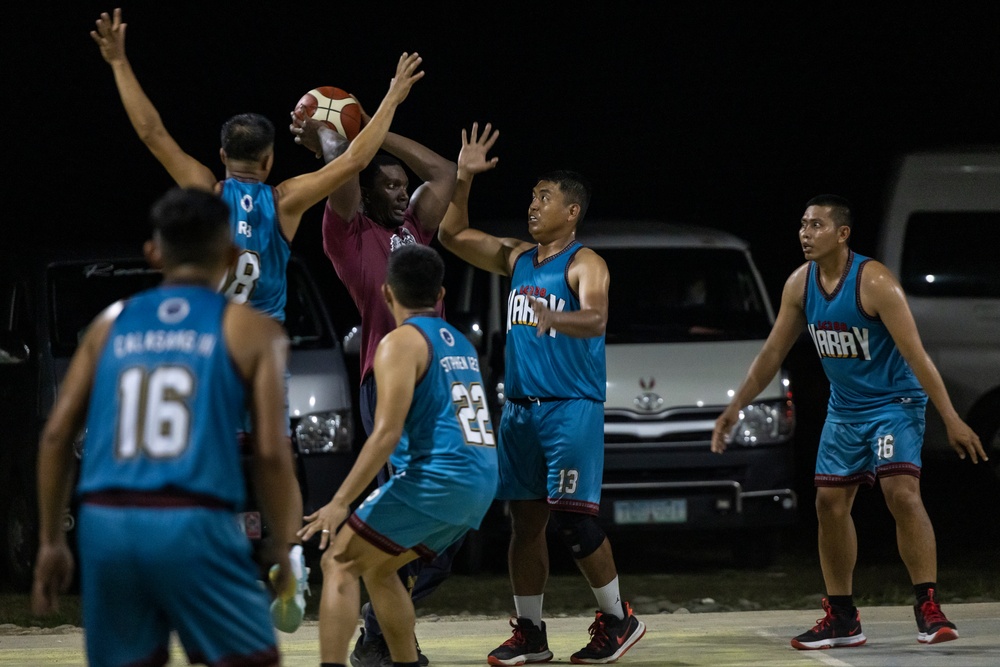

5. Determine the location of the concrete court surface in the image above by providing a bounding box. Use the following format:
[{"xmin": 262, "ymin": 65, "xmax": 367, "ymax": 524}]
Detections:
[{"xmin": 1, "ymin": 603, "xmax": 998, "ymax": 666}]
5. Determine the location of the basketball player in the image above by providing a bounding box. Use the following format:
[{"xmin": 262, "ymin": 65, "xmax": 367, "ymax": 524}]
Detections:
[
  {"xmin": 437, "ymin": 123, "xmax": 645, "ymax": 665},
  {"xmin": 711, "ymin": 195, "xmax": 987, "ymax": 650},
  {"xmin": 296, "ymin": 244, "xmax": 498, "ymax": 667},
  {"xmin": 32, "ymin": 188, "xmax": 299, "ymax": 667},
  {"xmin": 91, "ymin": 7, "xmax": 425, "ymax": 631},
  {"xmin": 290, "ymin": 100, "xmax": 457, "ymax": 665}
]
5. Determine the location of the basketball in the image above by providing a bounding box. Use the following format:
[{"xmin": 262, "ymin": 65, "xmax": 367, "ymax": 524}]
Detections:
[{"xmin": 294, "ymin": 86, "xmax": 362, "ymax": 140}]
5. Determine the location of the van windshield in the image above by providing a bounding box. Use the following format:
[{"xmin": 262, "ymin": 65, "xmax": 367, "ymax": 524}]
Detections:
[
  {"xmin": 49, "ymin": 261, "xmax": 164, "ymax": 357},
  {"xmin": 601, "ymin": 247, "xmax": 772, "ymax": 343},
  {"xmin": 48, "ymin": 258, "xmax": 332, "ymax": 357}
]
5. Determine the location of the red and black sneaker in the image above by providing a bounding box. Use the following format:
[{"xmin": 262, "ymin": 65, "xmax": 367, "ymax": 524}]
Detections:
[
  {"xmin": 570, "ymin": 602, "xmax": 646, "ymax": 664},
  {"xmin": 487, "ymin": 617, "xmax": 554, "ymax": 666},
  {"xmin": 790, "ymin": 598, "xmax": 867, "ymax": 650},
  {"xmin": 915, "ymin": 588, "xmax": 959, "ymax": 644}
]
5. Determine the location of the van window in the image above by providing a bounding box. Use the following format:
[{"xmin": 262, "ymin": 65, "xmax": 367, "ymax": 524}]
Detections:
[
  {"xmin": 48, "ymin": 261, "xmax": 163, "ymax": 357},
  {"xmin": 284, "ymin": 260, "xmax": 334, "ymax": 349},
  {"xmin": 602, "ymin": 248, "xmax": 771, "ymax": 343},
  {"xmin": 901, "ymin": 212, "xmax": 1000, "ymax": 297}
]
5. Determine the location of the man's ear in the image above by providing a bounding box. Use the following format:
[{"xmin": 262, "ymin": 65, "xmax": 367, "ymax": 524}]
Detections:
[
  {"xmin": 219, "ymin": 147, "xmax": 227, "ymax": 166},
  {"xmin": 143, "ymin": 239, "xmax": 164, "ymax": 269},
  {"xmin": 382, "ymin": 283, "xmax": 394, "ymax": 309}
]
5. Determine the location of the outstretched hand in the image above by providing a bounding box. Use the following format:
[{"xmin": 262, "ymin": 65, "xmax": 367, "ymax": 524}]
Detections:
[
  {"xmin": 297, "ymin": 499, "xmax": 350, "ymax": 550},
  {"xmin": 288, "ymin": 113, "xmax": 327, "ymax": 157},
  {"xmin": 90, "ymin": 8, "xmax": 127, "ymax": 64},
  {"xmin": 458, "ymin": 122, "xmax": 500, "ymax": 178},
  {"xmin": 710, "ymin": 408, "xmax": 739, "ymax": 454},
  {"xmin": 385, "ymin": 52, "xmax": 425, "ymax": 106},
  {"xmin": 31, "ymin": 543, "xmax": 74, "ymax": 616},
  {"xmin": 946, "ymin": 420, "xmax": 988, "ymax": 464}
]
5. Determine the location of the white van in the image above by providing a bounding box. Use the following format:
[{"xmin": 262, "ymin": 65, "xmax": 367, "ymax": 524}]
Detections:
[
  {"xmin": 446, "ymin": 219, "xmax": 798, "ymax": 567},
  {"xmin": 877, "ymin": 148, "xmax": 1000, "ymax": 473}
]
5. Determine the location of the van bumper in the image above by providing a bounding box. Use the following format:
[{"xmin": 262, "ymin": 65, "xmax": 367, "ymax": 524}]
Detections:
[{"xmin": 598, "ymin": 442, "xmax": 798, "ymax": 531}]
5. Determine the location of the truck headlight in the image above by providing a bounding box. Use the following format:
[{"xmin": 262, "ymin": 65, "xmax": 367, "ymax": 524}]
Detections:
[
  {"xmin": 294, "ymin": 410, "xmax": 354, "ymax": 454},
  {"xmin": 731, "ymin": 397, "xmax": 795, "ymax": 446}
]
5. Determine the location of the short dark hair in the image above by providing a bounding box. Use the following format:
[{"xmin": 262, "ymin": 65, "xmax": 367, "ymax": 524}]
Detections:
[
  {"xmin": 806, "ymin": 194, "xmax": 853, "ymax": 228},
  {"xmin": 386, "ymin": 244, "xmax": 444, "ymax": 309},
  {"xmin": 360, "ymin": 154, "xmax": 404, "ymax": 191},
  {"xmin": 536, "ymin": 170, "xmax": 592, "ymax": 222},
  {"xmin": 220, "ymin": 113, "xmax": 275, "ymax": 162},
  {"xmin": 150, "ymin": 188, "xmax": 231, "ymax": 266}
]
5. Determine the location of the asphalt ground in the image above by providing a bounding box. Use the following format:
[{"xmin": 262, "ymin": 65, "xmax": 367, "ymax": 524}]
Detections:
[{"xmin": 2, "ymin": 603, "xmax": 998, "ymax": 666}]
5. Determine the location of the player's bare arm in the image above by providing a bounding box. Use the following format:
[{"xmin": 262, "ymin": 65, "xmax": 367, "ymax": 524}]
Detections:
[
  {"xmin": 298, "ymin": 326, "xmax": 425, "ymax": 549},
  {"xmin": 92, "ymin": 9, "xmax": 216, "ymax": 192},
  {"xmin": 438, "ymin": 123, "xmax": 530, "ymax": 275},
  {"xmin": 533, "ymin": 248, "xmax": 609, "ymax": 338},
  {"xmin": 275, "ymin": 52, "xmax": 424, "ymax": 239},
  {"xmin": 860, "ymin": 261, "xmax": 987, "ymax": 463},
  {"xmin": 712, "ymin": 265, "xmax": 808, "ymax": 454},
  {"xmin": 290, "ymin": 112, "xmax": 360, "ymax": 221},
  {"xmin": 225, "ymin": 305, "xmax": 299, "ymax": 589},
  {"xmin": 381, "ymin": 132, "xmax": 457, "ymax": 232},
  {"xmin": 31, "ymin": 309, "xmax": 115, "ymax": 615}
]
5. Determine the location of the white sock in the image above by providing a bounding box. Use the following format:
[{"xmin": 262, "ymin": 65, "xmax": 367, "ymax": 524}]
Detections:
[
  {"xmin": 289, "ymin": 545, "xmax": 304, "ymax": 580},
  {"xmin": 592, "ymin": 577, "xmax": 624, "ymax": 619},
  {"xmin": 513, "ymin": 595, "xmax": 544, "ymax": 627}
]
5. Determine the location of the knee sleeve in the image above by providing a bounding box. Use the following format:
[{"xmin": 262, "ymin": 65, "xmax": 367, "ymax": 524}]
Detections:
[{"xmin": 551, "ymin": 511, "xmax": 606, "ymax": 559}]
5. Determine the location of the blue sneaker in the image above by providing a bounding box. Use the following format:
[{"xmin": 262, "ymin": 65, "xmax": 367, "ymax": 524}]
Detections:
[{"xmin": 269, "ymin": 552, "xmax": 310, "ymax": 633}]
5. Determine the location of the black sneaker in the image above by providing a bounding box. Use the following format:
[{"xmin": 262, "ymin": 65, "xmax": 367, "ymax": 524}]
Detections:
[
  {"xmin": 790, "ymin": 598, "xmax": 867, "ymax": 650},
  {"xmin": 487, "ymin": 617, "xmax": 554, "ymax": 666},
  {"xmin": 353, "ymin": 603, "xmax": 429, "ymax": 666},
  {"xmin": 350, "ymin": 628, "xmax": 392, "ymax": 667},
  {"xmin": 570, "ymin": 602, "xmax": 646, "ymax": 664},
  {"xmin": 415, "ymin": 635, "xmax": 429, "ymax": 666},
  {"xmin": 915, "ymin": 588, "xmax": 959, "ymax": 644}
]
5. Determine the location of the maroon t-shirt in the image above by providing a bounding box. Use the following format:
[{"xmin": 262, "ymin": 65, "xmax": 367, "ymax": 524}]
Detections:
[{"xmin": 321, "ymin": 201, "xmax": 442, "ymax": 382}]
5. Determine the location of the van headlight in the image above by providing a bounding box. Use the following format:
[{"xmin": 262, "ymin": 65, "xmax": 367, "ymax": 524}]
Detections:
[
  {"xmin": 730, "ymin": 398, "xmax": 795, "ymax": 446},
  {"xmin": 294, "ymin": 410, "xmax": 354, "ymax": 454}
]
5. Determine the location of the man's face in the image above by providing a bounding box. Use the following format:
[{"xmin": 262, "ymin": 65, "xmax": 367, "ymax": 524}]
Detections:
[
  {"xmin": 365, "ymin": 165, "xmax": 410, "ymax": 228},
  {"xmin": 799, "ymin": 205, "xmax": 847, "ymax": 261},
  {"xmin": 527, "ymin": 180, "xmax": 577, "ymax": 243}
]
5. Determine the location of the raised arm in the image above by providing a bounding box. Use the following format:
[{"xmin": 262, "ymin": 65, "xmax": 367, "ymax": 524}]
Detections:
[
  {"xmin": 861, "ymin": 262, "xmax": 986, "ymax": 463},
  {"xmin": 380, "ymin": 131, "xmax": 456, "ymax": 232},
  {"xmin": 273, "ymin": 52, "xmax": 425, "ymax": 239},
  {"xmin": 711, "ymin": 265, "xmax": 809, "ymax": 453},
  {"xmin": 437, "ymin": 123, "xmax": 530, "ymax": 276},
  {"xmin": 90, "ymin": 9, "xmax": 215, "ymax": 191},
  {"xmin": 296, "ymin": 325, "xmax": 426, "ymax": 549}
]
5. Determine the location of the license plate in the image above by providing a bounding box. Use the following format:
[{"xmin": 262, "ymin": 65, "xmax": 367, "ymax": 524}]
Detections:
[
  {"xmin": 613, "ymin": 499, "xmax": 687, "ymax": 525},
  {"xmin": 237, "ymin": 511, "xmax": 262, "ymax": 539}
]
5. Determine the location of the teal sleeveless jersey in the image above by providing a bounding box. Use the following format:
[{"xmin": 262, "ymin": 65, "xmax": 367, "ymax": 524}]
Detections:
[
  {"xmin": 219, "ymin": 178, "xmax": 291, "ymax": 322},
  {"xmin": 76, "ymin": 286, "xmax": 249, "ymax": 509},
  {"xmin": 389, "ymin": 316, "xmax": 498, "ymax": 527},
  {"xmin": 505, "ymin": 243, "xmax": 606, "ymax": 401},
  {"xmin": 803, "ymin": 251, "xmax": 926, "ymax": 422}
]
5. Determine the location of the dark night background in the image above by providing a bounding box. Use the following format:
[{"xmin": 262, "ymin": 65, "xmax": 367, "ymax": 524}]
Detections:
[{"xmin": 8, "ymin": 2, "xmax": 1000, "ymax": 558}]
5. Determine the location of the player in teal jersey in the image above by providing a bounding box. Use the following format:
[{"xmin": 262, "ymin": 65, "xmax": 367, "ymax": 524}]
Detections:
[
  {"xmin": 438, "ymin": 124, "xmax": 645, "ymax": 666},
  {"xmin": 91, "ymin": 7, "xmax": 425, "ymax": 633},
  {"xmin": 297, "ymin": 244, "xmax": 498, "ymax": 667},
  {"xmin": 712, "ymin": 195, "xmax": 987, "ymax": 650},
  {"xmin": 32, "ymin": 188, "xmax": 300, "ymax": 667}
]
